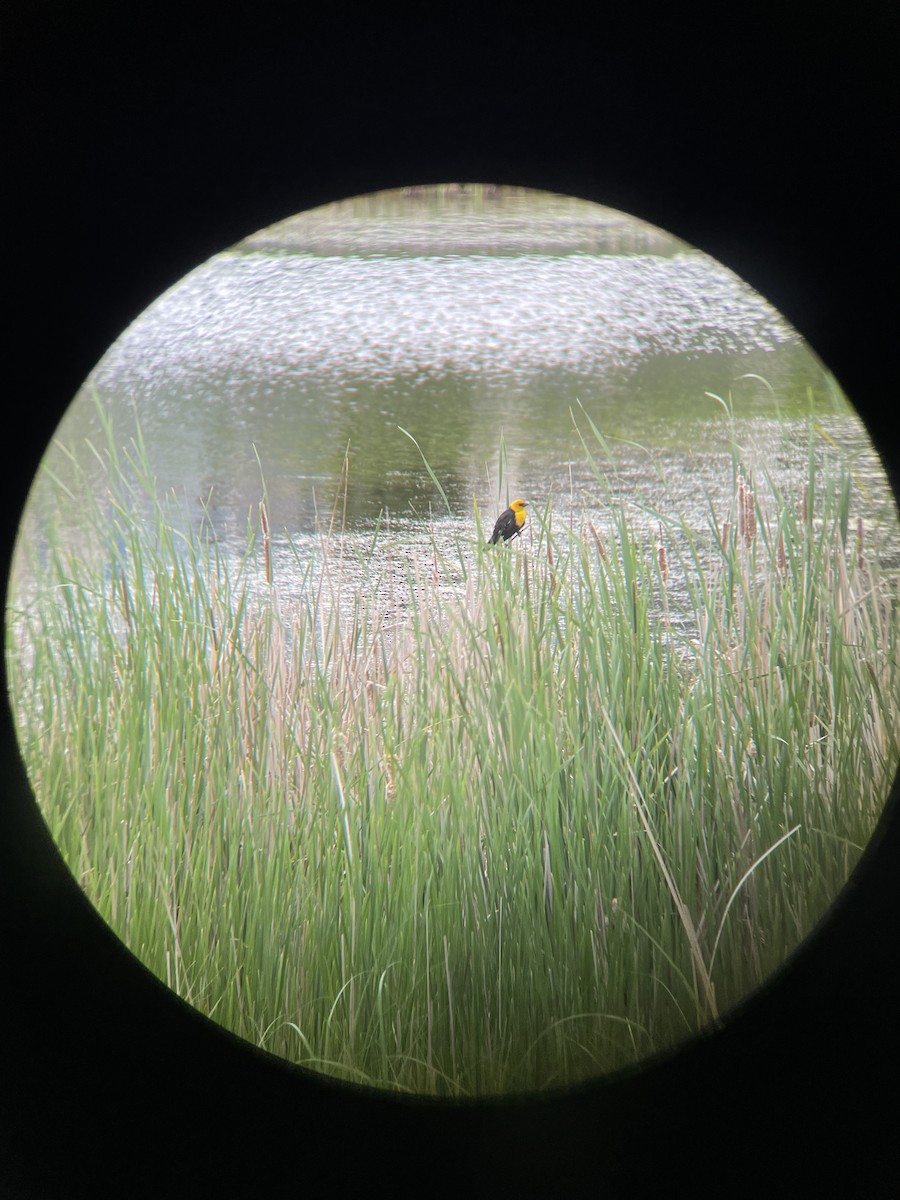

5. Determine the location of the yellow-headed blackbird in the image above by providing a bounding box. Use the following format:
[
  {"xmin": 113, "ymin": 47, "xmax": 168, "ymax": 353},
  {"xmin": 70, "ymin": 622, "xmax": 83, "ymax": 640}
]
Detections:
[{"xmin": 488, "ymin": 499, "xmax": 527, "ymax": 545}]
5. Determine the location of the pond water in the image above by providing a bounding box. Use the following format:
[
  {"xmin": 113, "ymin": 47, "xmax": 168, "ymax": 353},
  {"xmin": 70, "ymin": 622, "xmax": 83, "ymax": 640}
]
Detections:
[{"xmin": 44, "ymin": 185, "xmax": 895, "ymax": 597}]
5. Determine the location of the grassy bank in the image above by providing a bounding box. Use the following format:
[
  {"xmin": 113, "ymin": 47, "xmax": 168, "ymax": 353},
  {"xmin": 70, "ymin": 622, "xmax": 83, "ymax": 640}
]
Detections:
[{"xmin": 6, "ymin": 415, "xmax": 898, "ymax": 1096}]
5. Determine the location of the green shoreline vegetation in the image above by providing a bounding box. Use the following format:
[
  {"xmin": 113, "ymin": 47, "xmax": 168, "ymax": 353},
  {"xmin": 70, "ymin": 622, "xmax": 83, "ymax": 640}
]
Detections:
[{"xmin": 6, "ymin": 411, "xmax": 899, "ymax": 1096}]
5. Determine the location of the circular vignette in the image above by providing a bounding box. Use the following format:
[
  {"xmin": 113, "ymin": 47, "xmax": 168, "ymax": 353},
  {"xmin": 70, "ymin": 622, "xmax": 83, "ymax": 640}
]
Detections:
[{"xmin": 6, "ymin": 184, "xmax": 899, "ymax": 1109}]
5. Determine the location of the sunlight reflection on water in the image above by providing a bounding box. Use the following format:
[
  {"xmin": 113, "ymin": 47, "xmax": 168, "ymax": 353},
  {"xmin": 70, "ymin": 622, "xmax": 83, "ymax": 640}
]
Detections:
[{"xmin": 40, "ymin": 186, "xmax": 894, "ymax": 599}]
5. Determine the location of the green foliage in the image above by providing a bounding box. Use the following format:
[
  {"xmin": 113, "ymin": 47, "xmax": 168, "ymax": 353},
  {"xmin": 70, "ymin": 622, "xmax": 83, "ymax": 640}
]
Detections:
[{"xmin": 7, "ymin": 413, "xmax": 898, "ymax": 1096}]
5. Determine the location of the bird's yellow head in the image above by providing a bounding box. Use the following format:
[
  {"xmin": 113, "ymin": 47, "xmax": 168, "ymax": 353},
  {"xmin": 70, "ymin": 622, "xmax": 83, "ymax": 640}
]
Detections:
[{"xmin": 511, "ymin": 499, "xmax": 527, "ymax": 527}]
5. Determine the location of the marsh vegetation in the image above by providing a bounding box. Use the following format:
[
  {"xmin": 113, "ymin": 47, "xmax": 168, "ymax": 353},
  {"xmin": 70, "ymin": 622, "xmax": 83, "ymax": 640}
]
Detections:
[{"xmin": 8, "ymin": 410, "xmax": 897, "ymax": 1095}]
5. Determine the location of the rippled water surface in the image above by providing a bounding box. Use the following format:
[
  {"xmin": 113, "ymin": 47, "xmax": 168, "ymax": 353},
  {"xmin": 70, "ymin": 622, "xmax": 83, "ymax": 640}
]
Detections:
[{"xmin": 43, "ymin": 186, "xmax": 894, "ymax": 586}]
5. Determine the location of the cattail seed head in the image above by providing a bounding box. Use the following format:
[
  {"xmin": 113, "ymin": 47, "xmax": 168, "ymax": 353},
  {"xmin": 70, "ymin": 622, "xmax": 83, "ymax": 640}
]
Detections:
[
  {"xmin": 260, "ymin": 501, "xmax": 272, "ymax": 586},
  {"xmin": 588, "ymin": 521, "xmax": 606, "ymax": 561},
  {"xmin": 657, "ymin": 521, "xmax": 668, "ymax": 585},
  {"xmin": 739, "ymin": 475, "xmax": 756, "ymax": 545}
]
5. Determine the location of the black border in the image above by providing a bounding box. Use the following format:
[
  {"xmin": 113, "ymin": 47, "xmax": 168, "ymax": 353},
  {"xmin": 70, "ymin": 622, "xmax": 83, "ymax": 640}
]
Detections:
[{"xmin": 4, "ymin": 5, "xmax": 900, "ymax": 1197}]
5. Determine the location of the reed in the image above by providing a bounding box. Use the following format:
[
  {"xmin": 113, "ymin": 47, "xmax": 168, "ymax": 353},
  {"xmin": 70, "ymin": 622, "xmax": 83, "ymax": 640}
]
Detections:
[{"xmin": 7, "ymin": 413, "xmax": 898, "ymax": 1096}]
